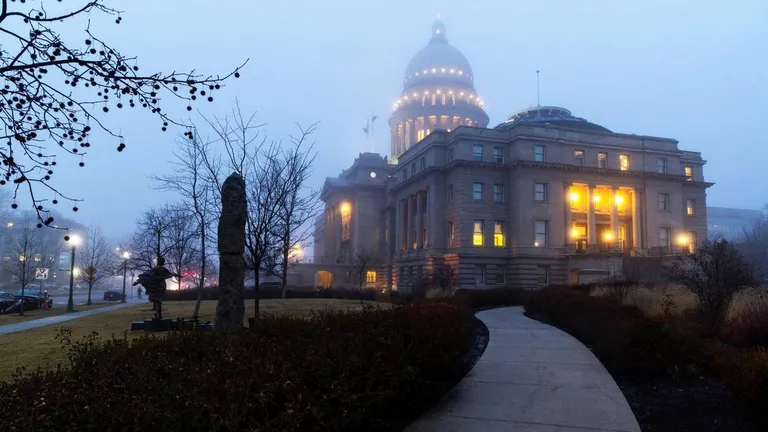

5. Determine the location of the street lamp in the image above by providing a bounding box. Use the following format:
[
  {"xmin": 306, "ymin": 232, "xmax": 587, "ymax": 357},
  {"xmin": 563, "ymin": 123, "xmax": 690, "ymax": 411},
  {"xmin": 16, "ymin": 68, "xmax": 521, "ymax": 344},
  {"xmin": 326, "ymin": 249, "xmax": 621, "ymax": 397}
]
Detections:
[
  {"xmin": 121, "ymin": 251, "xmax": 130, "ymax": 303},
  {"xmin": 66, "ymin": 235, "xmax": 81, "ymax": 312}
]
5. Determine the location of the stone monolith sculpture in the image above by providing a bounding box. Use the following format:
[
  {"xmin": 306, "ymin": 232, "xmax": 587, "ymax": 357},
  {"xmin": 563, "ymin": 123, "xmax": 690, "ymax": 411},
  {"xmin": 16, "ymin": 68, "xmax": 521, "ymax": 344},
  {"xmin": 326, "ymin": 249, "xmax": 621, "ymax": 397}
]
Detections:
[{"xmin": 215, "ymin": 172, "xmax": 247, "ymax": 331}]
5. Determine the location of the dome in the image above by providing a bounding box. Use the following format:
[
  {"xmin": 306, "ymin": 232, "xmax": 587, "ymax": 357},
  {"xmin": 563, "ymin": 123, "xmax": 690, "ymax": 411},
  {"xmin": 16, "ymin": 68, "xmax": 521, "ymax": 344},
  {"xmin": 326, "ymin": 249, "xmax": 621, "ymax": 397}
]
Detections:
[
  {"xmin": 401, "ymin": 20, "xmax": 475, "ymax": 91},
  {"xmin": 495, "ymin": 106, "xmax": 612, "ymax": 133}
]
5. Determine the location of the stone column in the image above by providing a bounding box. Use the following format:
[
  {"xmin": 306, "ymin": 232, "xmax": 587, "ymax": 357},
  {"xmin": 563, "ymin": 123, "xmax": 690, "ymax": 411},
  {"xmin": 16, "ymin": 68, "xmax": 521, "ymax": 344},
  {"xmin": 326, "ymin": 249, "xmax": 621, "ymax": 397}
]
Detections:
[
  {"xmin": 632, "ymin": 189, "xmax": 641, "ymax": 249},
  {"xmin": 401, "ymin": 198, "xmax": 408, "ymax": 251},
  {"xmin": 610, "ymin": 186, "xmax": 618, "ymax": 242},
  {"xmin": 216, "ymin": 172, "xmax": 246, "ymax": 331},
  {"xmin": 414, "ymin": 192, "xmax": 421, "ymax": 248},
  {"xmin": 587, "ymin": 184, "xmax": 596, "ymax": 244}
]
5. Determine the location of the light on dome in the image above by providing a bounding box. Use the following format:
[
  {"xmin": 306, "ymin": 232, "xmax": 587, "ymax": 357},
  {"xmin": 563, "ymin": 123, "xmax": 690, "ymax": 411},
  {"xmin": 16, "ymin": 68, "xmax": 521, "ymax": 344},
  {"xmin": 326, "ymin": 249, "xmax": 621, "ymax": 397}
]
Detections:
[
  {"xmin": 469, "ymin": 95, "xmax": 474, "ymax": 99},
  {"xmin": 448, "ymin": 90, "xmax": 454, "ymax": 94},
  {"xmin": 404, "ymin": 95, "xmax": 409, "ymax": 100},
  {"xmin": 415, "ymin": 72, "xmax": 419, "ymax": 76},
  {"xmin": 441, "ymin": 68, "xmax": 446, "ymax": 72},
  {"xmin": 450, "ymin": 68, "xmax": 455, "ymax": 73},
  {"xmin": 413, "ymin": 93, "xmax": 418, "ymax": 97},
  {"xmin": 431, "ymin": 68, "xmax": 436, "ymax": 73},
  {"xmin": 424, "ymin": 91, "xmax": 429, "ymax": 95},
  {"xmin": 436, "ymin": 90, "xmax": 441, "ymax": 94},
  {"xmin": 458, "ymin": 70, "xmax": 463, "ymax": 75},
  {"xmin": 423, "ymin": 69, "xmax": 427, "ymax": 74},
  {"xmin": 460, "ymin": 92, "xmax": 465, "ymax": 96}
]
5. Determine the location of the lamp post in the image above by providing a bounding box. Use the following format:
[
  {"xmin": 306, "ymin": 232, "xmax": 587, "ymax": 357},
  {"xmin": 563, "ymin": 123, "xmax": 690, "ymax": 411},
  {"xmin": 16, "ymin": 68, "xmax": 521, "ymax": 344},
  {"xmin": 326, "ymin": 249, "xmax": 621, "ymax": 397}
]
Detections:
[
  {"xmin": 121, "ymin": 251, "xmax": 130, "ymax": 303},
  {"xmin": 66, "ymin": 235, "xmax": 81, "ymax": 312}
]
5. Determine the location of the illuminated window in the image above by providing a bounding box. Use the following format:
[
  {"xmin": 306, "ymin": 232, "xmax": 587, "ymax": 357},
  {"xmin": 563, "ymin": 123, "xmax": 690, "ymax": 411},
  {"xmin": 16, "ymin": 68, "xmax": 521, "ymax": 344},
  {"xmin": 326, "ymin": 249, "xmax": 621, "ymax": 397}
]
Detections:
[
  {"xmin": 448, "ymin": 184, "xmax": 454, "ymax": 203},
  {"xmin": 574, "ymin": 149, "xmax": 584, "ymax": 166},
  {"xmin": 448, "ymin": 221, "xmax": 455, "ymax": 247},
  {"xmin": 687, "ymin": 231, "xmax": 697, "ymax": 253},
  {"xmin": 366, "ymin": 271, "xmax": 376, "ymax": 283},
  {"xmin": 417, "ymin": 129, "xmax": 425, "ymax": 141},
  {"xmin": 657, "ymin": 157, "xmax": 667, "ymax": 174},
  {"xmin": 534, "ymin": 183, "xmax": 547, "ymax": 203},
  {"xmin": 659, "ymin": 227, "xmax": 671, "ymax": 247},
  {"xmin": 534, "ymin": 144, "xmax": 546, "ymax": 162},
  {"xmin": 684, "ymin": 165, "xmax": 693, "ymax": 181},
  {"xmin": 472, "ymin": 144, "xmax": 483, "ymax": 161},
  {"xmin": 473, "ymin": 220, "xmax": 484, "ymax": 246},
  {"xmin": 493, "ymin": 184, "xmax": 505, "ymax": 202},
  {"xmin": 534, "ymin": 220, "xmax": 549, "ymax": 247},
  {"xmin": 473, "ymin": 183, "xmax": 484, "ymax": 200},
  {"xmin": 493, "ymin": 146, "xmax": 505, "ymax": 163},
  {"xmin": 619, "ymin": 154, "xmax": 630, "ymax": 171},
  {"xmin": 494, "ymin": 221, "xmax": 505, "ymax": 247},
  {"xmin": 598, "ymin": 152, "xmax": 607, "ymax": 168},
  {"xmin": 658, "ymin": 193, "xmax": 670, "ymax": 211},
  {"xmin": 686, "ymin": 199, "xmax": 695, "ymax": 216}
]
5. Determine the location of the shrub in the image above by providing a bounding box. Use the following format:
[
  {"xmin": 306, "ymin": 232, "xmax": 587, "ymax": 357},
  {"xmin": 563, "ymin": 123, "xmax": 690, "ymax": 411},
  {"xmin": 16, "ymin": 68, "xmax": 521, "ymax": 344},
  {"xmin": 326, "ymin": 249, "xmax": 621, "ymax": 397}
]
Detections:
[
  {"xmin": 0, "ymin": 303, "xmax": 473, "ymax": 432},
  {"xmin": 449, "ymin": 287, "xmax": 530, "ymax": 310},
  {"xmin": 726, "ymin": 294, "xmax": 768, "ymax": 348},
  {"xmin": 716, "ymin": 348, "xmax": 768, "ymax": 427},
  {"xmin": 622, "ymin": 285, "xmax": 697, "ymax": 318},
  {"xmin": 525, "ymin": 287, "xmax": 707, "ymax": 378},
  {"xmin": 163, "ymin": 286, "xmax": 380, "ymax": 302},
  {"xmin": 668, "ymin": 238, "xmax": 759, "ymax": 325}
]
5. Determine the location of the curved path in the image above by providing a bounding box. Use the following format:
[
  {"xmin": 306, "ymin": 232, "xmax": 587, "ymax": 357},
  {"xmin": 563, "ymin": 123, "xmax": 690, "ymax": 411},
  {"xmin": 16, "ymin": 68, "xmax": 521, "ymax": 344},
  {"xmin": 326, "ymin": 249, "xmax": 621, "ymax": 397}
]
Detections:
[{"xmin": 407, "ymin": 306, "xmax": 641, "ymax": 432}]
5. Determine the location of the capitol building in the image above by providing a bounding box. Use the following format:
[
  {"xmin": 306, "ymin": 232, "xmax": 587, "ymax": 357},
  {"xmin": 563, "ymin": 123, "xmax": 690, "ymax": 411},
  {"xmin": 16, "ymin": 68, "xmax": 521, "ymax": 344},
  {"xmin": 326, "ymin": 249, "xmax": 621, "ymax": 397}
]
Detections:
[{"xmin": 309, "ymin": 19, "xmax": 711, "ymax": 291}]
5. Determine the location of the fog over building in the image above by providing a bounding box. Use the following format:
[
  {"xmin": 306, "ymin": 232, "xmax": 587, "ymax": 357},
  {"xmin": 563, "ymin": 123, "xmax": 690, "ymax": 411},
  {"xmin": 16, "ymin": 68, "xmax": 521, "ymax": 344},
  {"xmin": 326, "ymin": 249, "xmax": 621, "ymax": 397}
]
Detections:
[{"xmin": 308, "ymin": 19, "xmax": 712, "ymax": 290}]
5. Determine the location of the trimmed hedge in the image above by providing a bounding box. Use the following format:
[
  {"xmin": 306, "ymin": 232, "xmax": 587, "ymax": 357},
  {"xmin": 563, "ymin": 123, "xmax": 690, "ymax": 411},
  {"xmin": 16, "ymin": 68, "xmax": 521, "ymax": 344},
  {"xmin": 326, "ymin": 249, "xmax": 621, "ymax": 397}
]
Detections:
[
  {"xmin": 164, "ymin": 286, "xmax": 381, "ymax": 302},
  {"xmin": 0, "ymin": 303, "xmax": 474, "ymax": 432}
]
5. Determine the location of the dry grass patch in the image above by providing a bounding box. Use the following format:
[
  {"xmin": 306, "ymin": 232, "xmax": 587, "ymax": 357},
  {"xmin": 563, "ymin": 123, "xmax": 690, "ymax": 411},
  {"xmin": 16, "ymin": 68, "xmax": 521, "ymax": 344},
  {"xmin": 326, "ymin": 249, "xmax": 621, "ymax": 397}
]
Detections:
[
  {"xmin": 0, "ymin": 299, "xmax": 382, "ymax": 381},
  {"xmin": 622, "ymin": 285, "xmax": 698, "ymax": 318}
]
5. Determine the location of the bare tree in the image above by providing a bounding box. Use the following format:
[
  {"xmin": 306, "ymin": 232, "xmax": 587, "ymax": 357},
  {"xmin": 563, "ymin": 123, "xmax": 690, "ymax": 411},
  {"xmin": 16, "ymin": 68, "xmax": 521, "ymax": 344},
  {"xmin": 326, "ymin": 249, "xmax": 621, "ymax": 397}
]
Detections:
[
  {"xmin": 5, "ymin": 216, "xmax": 52, "ymax": 314},
  {"xmin": 244, "ymin": 142, "xmax": 288, "ymax": 319},
  {"xmin": 737, "ymin": 218, "xmax": 768, "ymax": 278},
  {"xmin": 0, "ymin": 0, "xmax": 245, "ymax": 222},
  {"xmin": 78, "ymin": 224, "xmax": 115, "ymax": 305},
  {"xmin": 350, "ymin": 247, "xmax": 379, "ymax": 290},
  {"xmin": 152, "ymin": 133, "xmax": 218, "ymax": 319},
  {"xmin": 129, "ymin": 205, "xmax": 177, "ymax": 271},
  {"xmin": 164, "ymin": 207, "xmax": 198, "ymax": 291},
  {"xmin": 270, "ymin": 124, "xmax": 322, "ymax": 298},
  {"xmin": 669, "ymin": 238, "xmax": 760, "ymax": 325}
]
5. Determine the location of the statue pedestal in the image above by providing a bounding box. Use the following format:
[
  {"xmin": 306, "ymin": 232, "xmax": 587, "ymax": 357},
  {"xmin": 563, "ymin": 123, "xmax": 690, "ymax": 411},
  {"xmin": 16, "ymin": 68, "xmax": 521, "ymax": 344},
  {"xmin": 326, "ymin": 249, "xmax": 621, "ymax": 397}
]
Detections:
[{"xmin": 130, "ymin": 318, "xmax": 214, "ymax": 332}]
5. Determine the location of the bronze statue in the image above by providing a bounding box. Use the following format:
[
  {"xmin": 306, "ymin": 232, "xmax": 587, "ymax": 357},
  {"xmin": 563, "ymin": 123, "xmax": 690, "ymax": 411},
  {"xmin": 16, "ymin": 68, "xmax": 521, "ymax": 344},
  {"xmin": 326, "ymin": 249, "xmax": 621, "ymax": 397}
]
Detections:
[{"xmin": 133, "ymin": 257, "xmax": 179, "ymax": 320}]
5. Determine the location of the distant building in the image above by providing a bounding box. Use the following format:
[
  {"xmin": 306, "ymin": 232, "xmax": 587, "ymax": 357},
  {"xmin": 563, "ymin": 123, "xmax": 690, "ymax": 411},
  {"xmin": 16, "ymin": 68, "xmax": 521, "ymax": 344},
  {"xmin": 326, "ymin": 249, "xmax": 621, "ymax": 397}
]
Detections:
[
  {"xmin": 304, "ymin": 19, "xmax": 713, "ymax": 290},
  {"xmin": 706, "ymin": 206, "xmax": 764, "ymax": 241}
]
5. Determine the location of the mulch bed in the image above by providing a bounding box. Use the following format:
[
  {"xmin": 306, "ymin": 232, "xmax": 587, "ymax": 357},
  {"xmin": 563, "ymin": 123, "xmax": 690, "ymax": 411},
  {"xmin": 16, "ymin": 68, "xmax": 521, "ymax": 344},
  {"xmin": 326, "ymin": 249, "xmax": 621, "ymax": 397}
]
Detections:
[{"xmin": 616, "ymin": 376, "xmax": 756, "ymax": 432}]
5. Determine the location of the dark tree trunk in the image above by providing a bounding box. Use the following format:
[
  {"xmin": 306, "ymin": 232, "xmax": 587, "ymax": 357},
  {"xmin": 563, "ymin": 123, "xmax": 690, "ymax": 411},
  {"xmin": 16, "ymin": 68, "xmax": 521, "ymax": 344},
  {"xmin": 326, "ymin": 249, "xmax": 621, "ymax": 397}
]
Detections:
[
  {"xmin": 87, "ymin": 282, "xmax": 93, "ymax": 305},
  {"xmin": 193, "ymin": 233, "xmax": 205, "ymax": 321},
  {"xmin": 19, "ymin": 285, "xmax": 25, "ymax": 316},
  {"xmin": 254, "ymin": 268, "xmax": 260, "ymax": 320},
  {"xmin": 280, "ymin": 248, "xmax": 289, "ymax": 299}
]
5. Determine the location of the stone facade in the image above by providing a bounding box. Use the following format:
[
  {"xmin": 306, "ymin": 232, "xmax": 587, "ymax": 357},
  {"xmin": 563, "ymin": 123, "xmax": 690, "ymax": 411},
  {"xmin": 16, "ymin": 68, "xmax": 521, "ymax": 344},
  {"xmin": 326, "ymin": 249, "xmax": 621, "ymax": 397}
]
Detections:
[{"xmin": 310, "ymin": 20, "xmax": 712, "ymax": 291}]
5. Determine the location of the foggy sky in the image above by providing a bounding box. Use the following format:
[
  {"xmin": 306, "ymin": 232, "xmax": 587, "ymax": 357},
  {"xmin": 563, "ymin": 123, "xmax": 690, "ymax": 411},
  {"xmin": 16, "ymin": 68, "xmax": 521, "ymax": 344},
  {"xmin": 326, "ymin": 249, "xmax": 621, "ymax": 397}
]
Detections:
[{"xmin": 32, "ymin": 0, "xmax": 768, "ymax": 238}]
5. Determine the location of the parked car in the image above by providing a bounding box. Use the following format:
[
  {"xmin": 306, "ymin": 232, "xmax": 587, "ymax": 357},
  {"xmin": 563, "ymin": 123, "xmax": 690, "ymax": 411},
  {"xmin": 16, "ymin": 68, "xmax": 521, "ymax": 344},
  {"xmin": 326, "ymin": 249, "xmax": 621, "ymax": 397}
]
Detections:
[
  {"xmin": 0, "ymin": 291, "xmax": 42, "ymax": 314},
  {"xmin": 103, "ymin": 290, "xmax": 124, "ymax": 302}
]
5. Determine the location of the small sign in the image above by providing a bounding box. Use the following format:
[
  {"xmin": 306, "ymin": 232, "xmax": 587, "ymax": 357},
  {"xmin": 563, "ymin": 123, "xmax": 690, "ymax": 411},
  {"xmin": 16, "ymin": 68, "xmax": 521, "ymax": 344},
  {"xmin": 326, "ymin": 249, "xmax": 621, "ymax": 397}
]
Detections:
[
  {"xmin": 35, "ymin": 268, "xmax": 49, "ymax": 280},
  {"xmin": 58, "ymin": 252, "xmax": 71, "ymax": 271}
]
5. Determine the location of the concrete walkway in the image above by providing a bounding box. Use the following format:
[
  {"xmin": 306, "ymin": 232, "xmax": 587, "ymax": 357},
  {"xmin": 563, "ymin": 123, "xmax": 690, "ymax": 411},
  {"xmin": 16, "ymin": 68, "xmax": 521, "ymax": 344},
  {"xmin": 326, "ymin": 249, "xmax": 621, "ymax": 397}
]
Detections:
[
  {"xmin": 407, "ymin": 307, "xmax": 641, "ymax": 432},
  {"xmin": 0, "ymin": 299, "xmax": 145, "ymax": 336}
]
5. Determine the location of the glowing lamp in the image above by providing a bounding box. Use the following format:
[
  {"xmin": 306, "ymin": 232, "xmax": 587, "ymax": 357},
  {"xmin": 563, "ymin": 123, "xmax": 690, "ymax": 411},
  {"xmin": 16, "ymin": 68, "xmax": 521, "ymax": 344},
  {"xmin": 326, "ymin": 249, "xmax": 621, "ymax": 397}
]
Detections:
[
  {"xmin": 615, "ymin": 195, "xmax": 625, "ymax": 205},
  {"xmin": 677, "ymin": 235, "xmax": 689, "ymax": 245},
  {"xmin": 122, "ymin": 251, "xmax": 131, "ymax": 260},
  {"xmin": 340, "ymin": 202, "xmax": 351, "ymax": 214},
  {"xmin": 603, "ymin": 232, "xmax": 614, "ymax": 241},
  {"xmin": 569, "ymin": 191, "xmax": 579, "ymax": 201},
  {"xmin": 593, "ymin": 195, "xmax": 601, "ymax": 202},
  {"xmin": 534, "ymin": 241, "xmax": 540, "ymax": 247},
  {"xmin": 6, "ymin": 222, "xmax": 13, "ymax": 228},
  {"xmin": 68, "ymin": 234, "xmax": 82, "ymax": 247},
  {"xmin": 571, "ymin": 228, "xmax": 579, "ymax": 238}
]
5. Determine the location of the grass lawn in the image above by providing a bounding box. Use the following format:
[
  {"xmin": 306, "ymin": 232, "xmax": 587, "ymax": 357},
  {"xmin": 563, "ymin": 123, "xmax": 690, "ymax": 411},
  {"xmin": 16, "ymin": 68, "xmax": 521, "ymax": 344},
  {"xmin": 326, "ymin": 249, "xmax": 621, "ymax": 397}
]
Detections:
[
  {"xmin": 0, "ymin": 299, "xmax": 381, "ymax": 381},
  {"xmin": 0, "ymin": 304, "xmax": 108, "ymax": 325}
]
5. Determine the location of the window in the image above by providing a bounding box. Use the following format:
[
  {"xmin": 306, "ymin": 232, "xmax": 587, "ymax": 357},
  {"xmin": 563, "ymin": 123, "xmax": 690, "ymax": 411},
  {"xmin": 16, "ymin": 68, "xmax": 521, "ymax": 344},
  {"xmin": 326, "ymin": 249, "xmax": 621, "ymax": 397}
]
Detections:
[
  {"xmin": 534, "ymin": 183, "xmax": 547, "ymax": 203},
  {"xmin": 686, "ymin": 199, "xmax": 695, "ymax": 216},
  {"xmin": 365, "ymin": 271, "xmax": 376, "ymax": 283},
  {"xmin": 659, "ymin": 227, "xmax": 671, "ymax": 247},
  {"xmin": 597, "ymin": 152, "xmax": 607, "ymax": 168},
  {"xmin": 402, "ymin": 170, "xmax": 407, "ymax": 181},
  {"xmin": 420, "ymin": 156, "xmax": 426, "ymax": 170},
  {"xmin": 411, "ymin": 162, "xmax": 416, "ymax": 175},
  {"xmin": 619, "ymin": 154, "xmax": 630, "ymax": 171},
  {"xmin": 534, "ymin": 144, "xmax": 546, "ymax": 162},
  {"xmin": 473, "ymin": 220, "xmax": 484, "ymax": 246},
  {"xmin": 536, "ymin": 265, "xmax": 550, "ymax": 286},
  {"xmin": 472, "ymin": 144, "xmax": 483, "ymax": 161},
  {"xmin": 475, "ymin": 264, "xmax": 486, "ymax": 285},
  {"xmin": 496, "ymin": 265, "xmax": 507, "ymax": 284},
  {"xmin": 534, "ymin": 220, "xmax": 548, "ymax": 247},
  {"xmin": 658, "ymin": 193, "xmax": 670, "ymax": 211},
  {"xmin": 684, "ymin": 165, "xmax": 693, "ymax": 181},
  {"xmin": 574, "ymin": 149, "xmax": 584, "ymax": 166},
  {"xmin": 687, "ymin": 231, "xmax": 697, "ymax": 253},
  {"xmin": 473, "ymin": 182, "xmax": 484, "ymax": 200},
  {"xmin": 447, "ymin": 184, "xmax": 454, "ymax": 203},
  {"xmin": 447, "ymin": 147, "xmax": 454, "ymax": 162},
  {"xmin": 657, "ymin": 157, "xmax": 667, "ymax": 174},
  {"xmin": 448, "ymin": 221, "xmax": 455, "ymax": 247},
  {"xmin": 494, "ymin": 221, "xmax": 505, "ymax": 247},
  {"xmin": 493, "ymin": 146, "xmax": 505, "ymax": 163},
  {"xmin": 493, "ymin": 184, "xmax": 505, "ymax": 202}
]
